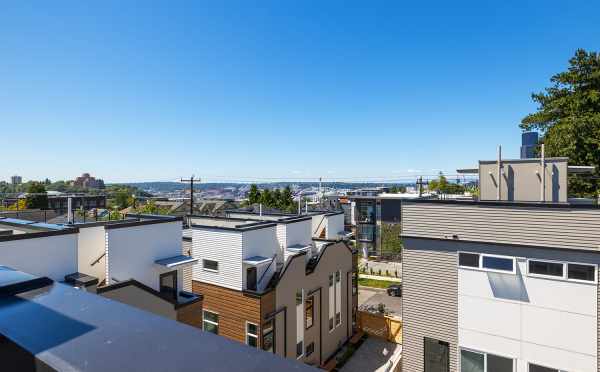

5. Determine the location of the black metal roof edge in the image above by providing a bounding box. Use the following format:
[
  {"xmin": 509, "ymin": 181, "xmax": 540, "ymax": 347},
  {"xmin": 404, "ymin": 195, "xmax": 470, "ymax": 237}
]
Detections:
[
  {"xmin": 125, "ymin": 214, "xmax": 183, "ymax": 222},
  {"xmin": 97, "ymin": 279, "xmax": 202, "ymax": 308},
  {"xmin": 0, "ymin": 227, "xmax": 79, "ymax": 242},
  {"xmin": 401, "ymin": 235, "xmax": 600, "ymax": 254},
  {"xmin": 401, "ymin": 198, "xmax": 599, "ymax": 209},
  {"xmin": 0, "ymin": 277, "xmax": 54, "ymax": 297},
  {"xmin": 104, "ymin": 217, "xmax": 182, "ymax": 230},
  {"xmin": 70, "ymin": 219, "xmax": 140, "ymax": 228},
  {"xmin": 479, "ymin": 157, "xmax": 569, "ymax": 164}
]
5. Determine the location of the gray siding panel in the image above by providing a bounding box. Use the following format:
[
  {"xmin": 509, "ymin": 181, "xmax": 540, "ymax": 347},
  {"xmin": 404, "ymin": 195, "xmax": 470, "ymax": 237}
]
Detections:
[
  {"xmin": 402, "ymin": 239, "xmax": 458, "ymax": 372},
  {"xmin": 182, "ymin": 239, "xmax": 192, "ymax": 292},
  {"xmin": 402, "ymin": 203, "xmax": 600, "ymax": 251}
]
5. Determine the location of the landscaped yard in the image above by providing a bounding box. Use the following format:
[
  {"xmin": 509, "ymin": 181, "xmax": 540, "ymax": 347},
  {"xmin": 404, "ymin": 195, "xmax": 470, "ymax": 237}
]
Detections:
[{"xmin": 358, "ymin": 278, "xmax": 398, "ymax": 289}]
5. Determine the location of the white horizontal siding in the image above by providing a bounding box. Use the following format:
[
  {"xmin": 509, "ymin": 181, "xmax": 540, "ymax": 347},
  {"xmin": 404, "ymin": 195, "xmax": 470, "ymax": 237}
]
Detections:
[
  {"xmin": 192, "ymin": 228, "xmax": 242, "ymax": 290},
  {"xmin": 402, "ymin": 203, "xmax": 600, "ymax": 251}
]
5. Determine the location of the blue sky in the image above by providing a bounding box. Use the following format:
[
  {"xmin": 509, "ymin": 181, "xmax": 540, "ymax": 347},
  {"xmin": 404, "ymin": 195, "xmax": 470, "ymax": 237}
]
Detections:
[{"xmin": 1, "ymin": 1, "xmax": 599, "ymax": 183}]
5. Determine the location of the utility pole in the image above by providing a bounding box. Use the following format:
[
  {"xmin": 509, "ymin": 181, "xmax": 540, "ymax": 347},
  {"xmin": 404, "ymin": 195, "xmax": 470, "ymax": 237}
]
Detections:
[
  {"xmin": 417, "ymin": 176, "xmax": 423, "ymax": 197},
  {"xmin": 181, "ymin": 175, "xmax": 198, "ymax": 216}
]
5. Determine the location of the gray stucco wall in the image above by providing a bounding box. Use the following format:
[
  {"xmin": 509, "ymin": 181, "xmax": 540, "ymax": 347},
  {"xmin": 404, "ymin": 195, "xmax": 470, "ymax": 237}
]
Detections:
[
  {"xmin": 274, "ymin": 242, "xmax": 353, "ymax": 365},
  {"xmin": 479, "ymin": 159, "xmax": 568, "ymax": 202}
]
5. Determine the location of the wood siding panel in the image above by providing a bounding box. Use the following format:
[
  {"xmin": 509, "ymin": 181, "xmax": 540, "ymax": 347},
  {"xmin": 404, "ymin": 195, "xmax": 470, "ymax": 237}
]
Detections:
[
  {"xmin": 402, "ymin": 243, "xmax": 458, "ymax": 372},
  {"xmin": 193, "ymin": 281, "xmax": 261, "ymax": 345},
  {"xmin": 402, "ymin": 203, "xmax": 600, "ymax": 251},
  {"xmin": 176, "ymin": 300, "xmax": 203, "ymax": 329}
]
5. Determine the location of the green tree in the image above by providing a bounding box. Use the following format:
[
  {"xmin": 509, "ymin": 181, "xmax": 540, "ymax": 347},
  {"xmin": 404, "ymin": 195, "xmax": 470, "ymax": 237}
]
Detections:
[
  {"xmin": 429, "ymin": 173, "xmax": 464, "ymax": 195},
  {"xmin": 260, "ymin": 189, "xmax": 275, "ymax": 207},
  {"xmin": 520, "ymin": 49, "xmax": 600, "ymax": 197},
  {"xmin": 248, "ymin": 184, "xmax": 261, "ymax": 204},
  {"xmin": 389, "ymin": 185, "xmax": 407, "ymax": 194},
  {"xmin": 380, "ymin": 223, "xmax": 402, "ymax": 255},
  {"xmin": 114, "ymin": 190, "xmax": 131, "ymax": 209},
  {"xmin": 25, "ymin": 182, "xmax": 48, "ymax": 209},
  {"xmin": 272, "ymin": 188, "xmax": 282, "ymax": 208},
  {"xmin": 281, "ymin": 186, "xmax": 294, "ymax": 211},
  {"xmin": 138, "ymin": 200, "xmax": 170, "ymax": 215}
]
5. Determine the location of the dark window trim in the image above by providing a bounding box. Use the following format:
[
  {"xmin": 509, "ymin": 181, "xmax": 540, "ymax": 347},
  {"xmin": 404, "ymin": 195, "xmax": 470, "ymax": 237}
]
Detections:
[
  {"xmin": 159, "ymin": 270, "xmax": 177, "ymax": 300},
  {"xmin": 423, "ymin": 337, "xmax": 449, "ymax": 372},
  {"xmin": 305, "ymin": 296, "xmax": 314, "ymax": 330}
]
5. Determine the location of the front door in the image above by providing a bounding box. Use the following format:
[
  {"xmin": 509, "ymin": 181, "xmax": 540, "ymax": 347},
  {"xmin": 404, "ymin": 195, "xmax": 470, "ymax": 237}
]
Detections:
[
  {"xmin": 160, "ymin": 270, "xmax": 177, "ymax": 300},
  {"xmin": 247, "ymin": 267, "xmax": 257, "ymax": 291}
]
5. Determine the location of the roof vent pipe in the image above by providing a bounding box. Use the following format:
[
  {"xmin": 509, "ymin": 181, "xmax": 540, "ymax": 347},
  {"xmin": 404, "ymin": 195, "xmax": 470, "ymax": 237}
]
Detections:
[
  {"xmin": 540, "ymin": 144, "xmax": 546, "ymax": 202},
  {"xmin": 497, "ymin": 145, "xmax": 502, "ymax": 201}
]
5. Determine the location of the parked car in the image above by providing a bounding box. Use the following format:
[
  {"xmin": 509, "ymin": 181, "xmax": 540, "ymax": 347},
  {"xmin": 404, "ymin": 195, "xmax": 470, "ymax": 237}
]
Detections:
[{"xmin": 386, "ymin": 284, "xmax": 402, "ymax": 297}]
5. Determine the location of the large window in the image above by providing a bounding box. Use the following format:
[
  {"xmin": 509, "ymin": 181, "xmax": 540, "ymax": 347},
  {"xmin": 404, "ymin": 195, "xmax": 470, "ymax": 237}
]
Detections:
[
  {"xmin": 306, "ymin": 342, "xmax": 314, "ymax": 357},
  {"xmin": 460, "ymin": 349, "xmax": 513, "ymax": 372},
  {"xmin": 202, "ymin": 259, "xmax": 219, "ymax": 272},
  {"xmin": 246, "ymin": 322, "xmax": 258, "ymax": 348},
  {"xmin": 305, "ymin": 296, "xmax": 314, "ymax": 329},
  {"xmin": 328, "ymin": 273, "xmax": 335, "ymax": 331},
  {"xmin": 202, "ymin": 310, "xmax": 219, "ymax": 334},
  {"xmin": 296, "ymin": 289, "xmax": 304, "ymax": 358},
  {"xmin": 357, "ymin": 202, "xmax": 375, "ymax": 223},
  {"xmin": 458, "ymin": 252, "xmax": 515, "ymax": 273},
  {"xmin": 357, "ymin": 224, "xmax": 375, "ymax": 241},
  {"xmin": 335, "ymin": 270, "xmax": 341, "ymax": 326},
  {"xmin": 296, "ymin": 341, "xmax": 303, "ymax": 359},
  {"xmin": 424, "ymin": 338, "xmax": 449, "ymax": 372}
]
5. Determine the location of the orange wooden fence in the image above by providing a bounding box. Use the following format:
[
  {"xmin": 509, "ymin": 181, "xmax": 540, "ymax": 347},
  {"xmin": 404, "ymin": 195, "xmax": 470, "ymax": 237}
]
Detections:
[{"xmin": 357, "ymin": 310, "xmax": 402, "ymax": 344}]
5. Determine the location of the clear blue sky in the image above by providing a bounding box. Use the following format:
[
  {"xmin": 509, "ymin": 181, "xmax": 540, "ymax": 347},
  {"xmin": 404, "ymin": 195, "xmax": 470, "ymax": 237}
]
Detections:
[{"xmin": 1, "ymin": 1, "xmax": 599, "ymax": 183}]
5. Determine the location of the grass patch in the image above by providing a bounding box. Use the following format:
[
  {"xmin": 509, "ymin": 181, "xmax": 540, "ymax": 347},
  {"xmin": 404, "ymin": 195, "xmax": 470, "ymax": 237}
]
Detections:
[{"xmin": 358, "ymin": 277, "xmax": 397, "ymax": 289}]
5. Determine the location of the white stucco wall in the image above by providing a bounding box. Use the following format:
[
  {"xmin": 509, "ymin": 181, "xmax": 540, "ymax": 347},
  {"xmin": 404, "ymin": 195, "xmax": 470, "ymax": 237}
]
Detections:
[
  {"xmin": 459, "ymin": 258, "xmax": 597, "ymax": 372},
  {"xmin": 106, "ymin": 221, "xmax": 183, "ymax": 292},
  {"xmin": 0, "ymin": 233, "xmax": 78, "ymax": 281},
  {"xmin": 77, "ymin": 226, "xmax": 107, "ymax": 281}
]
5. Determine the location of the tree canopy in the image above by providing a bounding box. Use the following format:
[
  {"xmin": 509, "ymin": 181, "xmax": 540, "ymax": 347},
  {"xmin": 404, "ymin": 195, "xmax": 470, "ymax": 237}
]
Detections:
[
  {"xmin": 520, "ymin": 49, "xmax": 600, "ymax": 197},
  {"xmin": 246, "ymin": 184, "xmax": 296, "ymax": 212},
  {"xmin": 25, "ymin": 182, "xmax": 48, "ymax": 209},
  {"xmin": 428, "ymin": 173, "xmax": 465, "ymax": 195}
]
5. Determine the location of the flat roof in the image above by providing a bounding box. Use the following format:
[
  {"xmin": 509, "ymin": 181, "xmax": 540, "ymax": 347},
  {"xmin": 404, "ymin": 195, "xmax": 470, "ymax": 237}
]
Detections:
[
  {"xmin": 189, "ymin": 215, "xmax": 277, "ymax": 231},
  {"xmin": 0, "ymin": 274, "xmax": 316, "ymax": 372},
  {"xmin": 243, "ymin": 256, "xmax": 272, "ymax": 265},
  {"xmin": 402, "ymin": 198, "xmax": 600, "ymax": 209},
  {"xmin": 155, "ymin": 255, "xmax": 198, "ymax": 268}
]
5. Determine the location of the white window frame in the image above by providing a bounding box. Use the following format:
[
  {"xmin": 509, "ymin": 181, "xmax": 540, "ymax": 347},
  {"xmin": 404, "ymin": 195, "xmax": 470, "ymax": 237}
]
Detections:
[
  {"xmin": 202, "ymin": 309, "xmax": 219, "ymax": 333},
  {"xmin": 458, "ymin": 251, "xmax": 516, "ymax": 274},
  {"xmin": 245, "ymin": 321, "xmax": 259, "ymax": 348},
  {"xmin": 525, "ymin": 258, "xmax": 597, "ymax": 284},
  {"xmin": 335, "ymin": 270, "xmax": 342, "ymax": 327},
  {"xmin": 202, "ymin": 259, "xmax": 219, "ymax": 273},
  {"xmin": 527, "ymin": 361, "xmax": 568, "ymax": 372},
  {"xmin": 566, "ymin": 261, "xmax": 597, "ymax": 284},
  {"xmin": 328, "ymin": 273, "xmax": 335, "ymax": 332},
  {"xmin": 459, "ymin": 347, "xmax": 515, "ymax": 372},
  {"xmin": 526, "ymin": 258, "xmax": 565, "ymax": 280}
]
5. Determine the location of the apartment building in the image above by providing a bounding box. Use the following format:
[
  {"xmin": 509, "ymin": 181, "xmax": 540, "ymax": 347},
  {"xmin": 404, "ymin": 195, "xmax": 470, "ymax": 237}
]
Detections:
[
  {"xmin": 187, "ymin": 214, "xmax": 356, "ymax": 367},
  {"xmin": 0, "ymin": 266, "xmax": 317, "ymax": 372},
  {"xmin": 0, "ymin": 214, "xmax": 202, "ymax": 328},
  {"xmin": 401, "ymin": 156, "xmax": 598, "ymax": 372}
]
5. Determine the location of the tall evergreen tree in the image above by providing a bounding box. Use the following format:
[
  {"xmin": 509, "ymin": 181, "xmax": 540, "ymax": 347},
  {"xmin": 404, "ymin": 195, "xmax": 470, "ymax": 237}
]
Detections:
[
  {"xmin": 25, "ymin": 182, "xmax": 48, "ymax": 209},
  {"xmin": 520, "ymin": 49, "xmax": 600, "ymax": 197},
  {"xmin": 248, "ymin": 184, "xmax": 261, "ymax": 204}
]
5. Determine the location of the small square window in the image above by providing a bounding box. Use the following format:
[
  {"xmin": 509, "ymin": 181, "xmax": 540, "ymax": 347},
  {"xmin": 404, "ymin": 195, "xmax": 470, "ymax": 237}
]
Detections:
[
  {"xmin": 459, "ymin": 252, "xmax": 479, "ymax": 268},
  {"xmin": 203, "ymin": 259, "xmax": 219, "ymax": 271},
  {"xmin": 296, "ymin": 341, "xmax": 303, "ymax": 358}
]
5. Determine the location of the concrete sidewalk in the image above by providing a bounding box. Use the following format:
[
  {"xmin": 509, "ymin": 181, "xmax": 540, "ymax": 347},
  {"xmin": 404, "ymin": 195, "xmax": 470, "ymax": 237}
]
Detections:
[
  {"xmin": 340, "ymin": 337, "xmax": 401, "ymax": 372},
  {"xmin": 359, "ymin": 274, "xmax": 401, "ymax": 282}
]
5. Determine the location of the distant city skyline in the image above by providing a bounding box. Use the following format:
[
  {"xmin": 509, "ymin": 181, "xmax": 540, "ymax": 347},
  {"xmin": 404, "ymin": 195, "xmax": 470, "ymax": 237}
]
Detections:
[{"xmin": 2, "ymin": 1, "xmax": 599, "ymax": 182}]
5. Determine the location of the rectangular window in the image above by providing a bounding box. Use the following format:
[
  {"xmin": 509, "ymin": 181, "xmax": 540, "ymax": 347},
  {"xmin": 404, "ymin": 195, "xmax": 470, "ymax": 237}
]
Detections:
[
  {"xmin": 296, "ymin": 289, "xmax": 304, "ymax": 358},
  {"xmin": 460, "ymin": 348, "xmax": 514, "ymax": 372},
  {"xmin": 159, "ymin": 270, "xmax": 177, "ymax": 300},
  {"xmin": 202, "ymin": 310, "xmax": 219, "ymax": 334},
  {"xmin": 567, "ymin": 263, "xmax": 595, "ymax": 282},
  {"xmin": 424, "ymin": 338, "xmax": 449, "ymax": 372},
  {"xmin": 246, "ymin": 322, "xmax": 258, "ymax": 348},
  {"xmin": 335, "ymin": 270, "xmax": 342, "ymax": 326},
  {"xmin": 528, "ymin": 260, "xmax": 563, "ymax": 278},
  {"xmin": 296, "ymin": 341, "xmax": 303, "ymax": 358},
  {"xmin": 306, "ymin": 342, "xmax": 314, "ymax": 356},
  {"xmin": 328, "ymin": 273, "xmax": 334, "ymax": 331},
  {"xmin": 459, "ymin": 252, "xmax": 480, "ymax": 268},
  {"xmin": 528, "ymin": 363, "xmax": 563, "ymax": 372},
  {"xmin": 482, "ymin": 255, "xmax": 514, "ymax": 273},
  {"xmin": 305, "ymin": 296, "xmax": 314, "ymax": 329},
  {"xmin": 202, "ymin": 259, "xmax": 219, "ymax": 272}
]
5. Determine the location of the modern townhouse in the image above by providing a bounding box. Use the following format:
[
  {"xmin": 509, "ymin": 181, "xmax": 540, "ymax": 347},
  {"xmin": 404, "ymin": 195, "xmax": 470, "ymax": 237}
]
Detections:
[
  {"xmin": 0, "ymin": 266, "xmax": 317, "ymax": 372},
  {"xmin": 401, "ymin": 155, "xmax": 599, "ymax": 372},
  {"xmin": 187, "ymin": 214, "xmax": 357, "ymax": 367},
  {"xmin": 0, "ymin": 214, "xmax": 202, "ymax": 328}
]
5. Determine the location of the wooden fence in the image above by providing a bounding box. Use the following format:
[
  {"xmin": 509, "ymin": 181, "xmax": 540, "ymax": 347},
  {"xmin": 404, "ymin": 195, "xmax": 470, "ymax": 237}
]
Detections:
[{"xmin": 357, "ymin": 310, "xmax": 402, "ymax": 344}]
